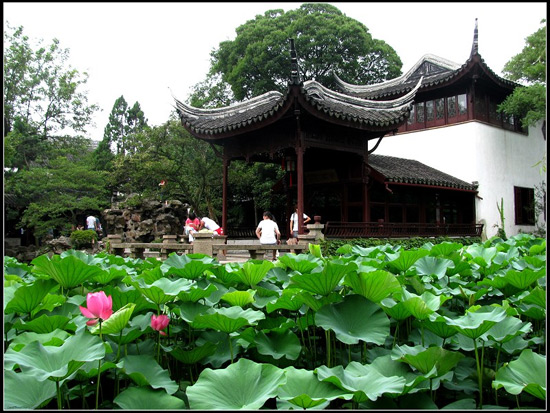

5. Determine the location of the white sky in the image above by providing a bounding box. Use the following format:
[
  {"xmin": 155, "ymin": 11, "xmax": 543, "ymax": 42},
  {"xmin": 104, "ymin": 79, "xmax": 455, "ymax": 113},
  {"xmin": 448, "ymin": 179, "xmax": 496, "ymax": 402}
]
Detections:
[{"xmin": 4, "ymin": 2, "xmax": 547, "ymax": 141}]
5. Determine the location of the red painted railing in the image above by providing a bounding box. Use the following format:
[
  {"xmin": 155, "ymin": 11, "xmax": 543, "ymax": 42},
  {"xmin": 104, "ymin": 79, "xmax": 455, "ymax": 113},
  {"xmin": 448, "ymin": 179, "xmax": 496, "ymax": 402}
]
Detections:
[{"xmin": 323, "ymin": 222, "xmax": 483, "ymax": 239}]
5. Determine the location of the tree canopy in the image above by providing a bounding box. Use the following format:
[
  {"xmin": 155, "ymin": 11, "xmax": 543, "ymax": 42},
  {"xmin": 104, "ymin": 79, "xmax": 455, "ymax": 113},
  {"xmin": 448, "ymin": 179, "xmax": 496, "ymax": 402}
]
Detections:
[
  {"xmin": 499, "ymin": 19, "xmax": 546, "ymax": 129},
  {"xmin": 190, "ymin": 3, "xmax": 402, "ymax": 106}
]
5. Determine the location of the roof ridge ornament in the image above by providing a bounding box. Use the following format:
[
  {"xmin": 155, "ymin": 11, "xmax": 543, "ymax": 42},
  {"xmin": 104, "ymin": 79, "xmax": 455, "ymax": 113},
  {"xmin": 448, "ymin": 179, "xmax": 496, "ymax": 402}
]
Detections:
[
  {"xmin": 470, "ymin": 18, "xmax": 479, "ymax": 57},
  {"xmin": 289, "ymin": 38, "xmax": 301, "ymax": 86}
]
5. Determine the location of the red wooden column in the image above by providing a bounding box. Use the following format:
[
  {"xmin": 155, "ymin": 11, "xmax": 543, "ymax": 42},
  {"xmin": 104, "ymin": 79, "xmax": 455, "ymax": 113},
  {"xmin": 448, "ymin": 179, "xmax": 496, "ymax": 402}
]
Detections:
[
  {"xmin": 222, "ymin": 156, "xmax": 229, "ymax": 233},
  {"xmin": 297, "ymin": 144, "xmax": 305, "ymax": 234}
]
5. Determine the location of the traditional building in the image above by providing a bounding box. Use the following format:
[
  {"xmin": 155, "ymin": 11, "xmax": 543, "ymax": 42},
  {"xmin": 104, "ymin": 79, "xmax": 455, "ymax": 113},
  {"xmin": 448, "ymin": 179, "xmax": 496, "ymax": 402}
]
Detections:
[
  {"xmin": 175, "ymin": 22, "xmax": 543, "ymax": 240},
  {"xmin": 336, "ymin": 19, "xmax": 546, "ymax": 238}
]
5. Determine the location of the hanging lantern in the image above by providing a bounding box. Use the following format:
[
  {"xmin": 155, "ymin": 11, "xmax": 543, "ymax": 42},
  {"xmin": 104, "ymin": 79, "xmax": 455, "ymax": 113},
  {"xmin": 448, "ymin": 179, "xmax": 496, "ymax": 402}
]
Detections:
[{"xmin": 285, "ymin": 157, "xmax": 296, "ymax": 172}]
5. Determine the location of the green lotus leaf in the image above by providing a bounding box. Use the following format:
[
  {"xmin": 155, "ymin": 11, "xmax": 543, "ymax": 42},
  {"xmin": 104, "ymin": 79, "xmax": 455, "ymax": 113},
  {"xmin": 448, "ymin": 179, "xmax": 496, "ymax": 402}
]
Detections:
[
  {"xmin": 169, "ymin": 342, "xmax": 217, "ymax": 364},
  {"xmin": 177, "ymin": 301, "xmax": 211, "ymax": 323},
  {"xmin": 266, "ymin": 288, "xmax": 303, "ymax": 313},
  {"xmin": 401, "ymin": 289, "xmax": 450, "ymax": 320},
  {"xmin": 277, "ymin": 366, "xmax": 347, "ymax": 408},
  {"xmin": 308, "ymin": 243, "xmax": 323, "ymax": 259},
  {"xmin": 12, "ymin": 314, "xmax": 73, "ymax": 334},
  {"xmin": 521, "ymin": 286, "xmax": 546, "ymax": 308},
  {"xmin": 368, "ymin": 354, "xmax": 432, "ymax": 395},
  {"xmin": 114, "ymin": 386, "xmax": 185, "ymax": 410},
  {"xmin": 129, "ymin": 277, "xmax": 192, "ymax": 306},
  {"xmin": 4, "ymin": 279, "xmax": 58, "ymax": 315},
  {"xmin": 107, "ymin": 326, "xmax": 145, "ymax": 345},
  {"xmin": 209, "ymin": 264, "xmax": 242, "ymax": 285},
  {"xmin": 192, "ymin": 306, "xmax": 265, "ymax": 333},
  {"xmin": 290, "ymin": 261, "xmax": 352, "ymax": 295},
  {"xmin": 414, "ymin": 256, "xmax": 454, "ymax": 280},
  {"xmin": 503, "ymin": 268, "xmax": 545, "ymax": 289},
  {"xmin": 344, "ymin": 270, "xmax": 401, "ymax": 303},
  {"xmin": 493, "ymin": 349, "xmax": 546, "ymax": 400},
  {"xmin": 163, "ymin": 254, "xmax": 216, "ymax": 279},
  {"xmin": 463, "ymin": 244, "xmax": 497, "ymax": 265},
  {"xmin": 92, "ymin": 266, "xmax": 127, "ymax": 284},
  {"xmin": 429, "ymin": 242, "xmax": 463, "ymax": 257},
  {"xmin": 255, "ymin": 329, "xmax": 302, "ymax": 360},
  {"xmin": 4, "ymin": 369, "xmax": 57, "ymax": 409},
  {"xmin": 103, "ymin": 285, "xmax": 156, "ymax": 314},
  {"xmin": 386, "ymin": 249, "xmax": 430, "ymax": 274},
  {"xmin": 483, "ymin": 316, "xmax": 532, "ymax": 343},
  {"xmin": 7, "ymin": 329, "xmax": 70, "ymax": 352},
  {"xmin": 316, "ymin": 361, "xmax": 406, "ymax": 402},
  {"xmin": 30, "ymin": 254, "xmax": 106, "ymax": 289},
  {"xmin": 297, "ymin": 291, "xmax": 343, "ymax": 312},
  {"xmin": 4, "ymin": 328, "xmax": 105, "ymax": 382},
  {"xmin": 221, "ymin": 289, "xmax": 256, "ymax": 307},
  {"xmin": 423, "ymin": 314, "xmax": 458, "ymax": 339},
  {"xmin": 315, "ymin": 294, "xmax": 390, "ymax": 345},
  {"xmin": 379, "ymin": 297, "xmax": 412, "ymax": 321},
  {"xmin": 232, "ymin": 260, "xmax": 274, "ymax": 287},
  {"xmin": 186, "ymin": 358, "xmax": 286, "ymax": 409},
  {"xmin": 121, "ymin": 354, "xmax": 178, "ymax": 394},
  {"xmin": 90, "ymin": 303, "xmax": 135, "ymax": 336},
  {"xmin": 444, "ymin": 306, "xmax": 507, "ymax": 339},
  {"xmin": 393, "ymin": 345, "xmax": 464, "ymax": 376},
  {"xmin": 278, "ymin": 253, "xmax": 323, "ymax": 273},
  {"xmin": 177, "ymin": 282, "xmax": 218, "ymax": 302}
]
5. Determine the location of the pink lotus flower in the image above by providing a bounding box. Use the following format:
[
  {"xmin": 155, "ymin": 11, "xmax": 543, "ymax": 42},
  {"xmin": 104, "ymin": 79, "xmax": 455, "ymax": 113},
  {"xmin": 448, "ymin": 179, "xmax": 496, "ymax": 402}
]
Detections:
[
  {"xmin": 151, "ymin": 314, "xmax": 170, "ymax": 336},
  {"xmin": 79, "ymin": 291, "xmax": 113, "ymax": 326}
]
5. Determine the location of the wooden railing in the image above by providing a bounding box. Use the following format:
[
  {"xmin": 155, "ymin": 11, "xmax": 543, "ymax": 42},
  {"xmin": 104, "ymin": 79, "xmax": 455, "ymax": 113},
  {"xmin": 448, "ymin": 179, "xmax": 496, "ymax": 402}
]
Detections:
[{"xmin": 323, "ymin": 222, "xmax": 483, "ymax": 239}]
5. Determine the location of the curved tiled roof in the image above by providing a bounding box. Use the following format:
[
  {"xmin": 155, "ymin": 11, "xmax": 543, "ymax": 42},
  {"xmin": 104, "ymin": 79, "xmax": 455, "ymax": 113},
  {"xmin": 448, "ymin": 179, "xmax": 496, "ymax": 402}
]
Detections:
[
  {"xmin": 369, "ymin": 154, "xmax": 478, "ymax": 191},
  {"xmin": 175, "ymin": 78, "xmax": 421, "ymax": 137},
  {"xmin": 175, "ymin": 91, "xmax": 287, "ymax": 136},
  {"xmin": 334, "ymin": 53, "xmax": 518, "ymax": 99}
]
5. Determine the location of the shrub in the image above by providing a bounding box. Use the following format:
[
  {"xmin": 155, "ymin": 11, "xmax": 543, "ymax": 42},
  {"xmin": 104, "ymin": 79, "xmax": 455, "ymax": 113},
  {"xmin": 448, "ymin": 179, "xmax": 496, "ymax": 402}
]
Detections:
[{"xmin": 70, "ymin": 229, "xmax": 97, "ymax": 248}]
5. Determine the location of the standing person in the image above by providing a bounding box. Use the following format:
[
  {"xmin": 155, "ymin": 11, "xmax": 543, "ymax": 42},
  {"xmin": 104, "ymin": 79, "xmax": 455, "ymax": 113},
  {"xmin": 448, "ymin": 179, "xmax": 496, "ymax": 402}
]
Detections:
[
  {"xmin": 256, "ymin": 211, "xmax": 281, "ymax": 261},
  {"xmin": 184, "ymin": 212, "xmax": 201, "ymax": 243},
  {"xmin": 199, "ymin": 216, "xmax": 224, "ymax": 235},
  {"xmin": 86, "ymin": 214, "xmax": 98, "ymax": 249},
  {"xmin": 290, "ymin": 205, "xmax": 311, "ymax": 239}
]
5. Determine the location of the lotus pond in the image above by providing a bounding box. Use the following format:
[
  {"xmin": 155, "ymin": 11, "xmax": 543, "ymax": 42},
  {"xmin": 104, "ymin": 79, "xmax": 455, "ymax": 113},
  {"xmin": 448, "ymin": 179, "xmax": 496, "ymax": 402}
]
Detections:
[{"xmin": 3, "ymin": 234, "xmax": 546, "ymax": 410}]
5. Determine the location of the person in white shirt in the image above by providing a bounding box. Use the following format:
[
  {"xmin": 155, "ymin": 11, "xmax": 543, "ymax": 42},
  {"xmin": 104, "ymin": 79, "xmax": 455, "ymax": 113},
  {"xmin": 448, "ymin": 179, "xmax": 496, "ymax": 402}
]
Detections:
[
  {"xmin": 290, "ymin": 205, "xmax": 311, "ymax": 238},
  {"xmin": 256, "ymin": 211, "xmax": 281, "ymax": 260},
  {"xmin": 199, "ymin": 216, "xmax": 223, "ymax": 235}
]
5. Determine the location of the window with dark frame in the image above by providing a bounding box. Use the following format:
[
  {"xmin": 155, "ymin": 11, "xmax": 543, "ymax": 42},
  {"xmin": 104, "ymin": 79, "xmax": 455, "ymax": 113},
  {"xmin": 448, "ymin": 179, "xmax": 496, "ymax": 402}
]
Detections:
[{"xmin": 514, "ymin": 186, "xmax": 535, "ymax": 225}]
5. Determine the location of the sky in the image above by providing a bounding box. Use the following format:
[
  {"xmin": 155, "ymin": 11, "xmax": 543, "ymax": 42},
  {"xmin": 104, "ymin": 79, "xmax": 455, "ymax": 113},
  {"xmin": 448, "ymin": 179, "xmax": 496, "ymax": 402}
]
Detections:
[{"xmin": 4, "ymin": 2, "xmax": 547, "ymax": 141}]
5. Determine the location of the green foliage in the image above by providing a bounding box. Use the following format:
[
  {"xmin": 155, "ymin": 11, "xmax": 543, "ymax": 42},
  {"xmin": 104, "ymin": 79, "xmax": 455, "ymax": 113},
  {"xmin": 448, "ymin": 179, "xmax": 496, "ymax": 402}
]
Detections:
[
  {"xmin": 70, "ymin": 229, "xmax": 98, "ymax": 248},
  {"xmin": 3, "ymin": 23, "xmax": 98, "ymax": 140},
  {"xmin": 319, "ymin": 236, "xmax": 481, "ymax": 257},
  {"xmin": 191, "ymin": 3, "xmax": 402, "ymax": 105},
  {"xmin": 3, "ymin": 234, "xmax": 546, "ymax": 409},
  {"xmin": 499, "ymin": 19, "xmax": 546, "ymax": 127}
]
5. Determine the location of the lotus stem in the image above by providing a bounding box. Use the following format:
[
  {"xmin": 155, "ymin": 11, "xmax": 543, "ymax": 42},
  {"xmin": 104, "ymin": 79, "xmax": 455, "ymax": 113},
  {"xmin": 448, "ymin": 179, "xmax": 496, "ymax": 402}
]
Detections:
[
  {"xmin": 56, "ymin": 381, "xmax": 62, "ymax": 409},
  {"xmin": 96, "ymin": 321, "xmax": 103, "ymax": 410},
  {"xmin": 473, "ymin": 337, "xmax": 483, "ymax": 409}
]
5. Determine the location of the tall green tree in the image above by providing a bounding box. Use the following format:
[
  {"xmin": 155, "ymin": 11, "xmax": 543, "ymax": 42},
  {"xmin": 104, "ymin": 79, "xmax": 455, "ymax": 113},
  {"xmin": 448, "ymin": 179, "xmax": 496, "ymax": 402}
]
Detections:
[
  {"xmin": 190, "ymin": 3, "xmax": 402, "ymax": 106},
  {"xmin": 101, "ymin": 95, "xmax": 148, "ymax": 156},
  {"xmin": 499, "ymin": 19, "xmax": 546, "ymax": 129},
  {"xmin": 3, "ymin": 23, "xmax": 98, "ymax": 145}
]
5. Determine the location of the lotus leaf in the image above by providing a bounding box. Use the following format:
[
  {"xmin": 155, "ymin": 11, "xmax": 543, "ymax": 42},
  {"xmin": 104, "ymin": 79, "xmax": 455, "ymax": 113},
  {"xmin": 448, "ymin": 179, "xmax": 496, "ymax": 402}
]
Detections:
[
  {"xmin": 290, "ymin": 261, "xmax": 352, "ymax": 295},
  {"xmin": 4, "ymin": 329, "xmax": 105, "ymax": 382},
  {"xmin": 493, "ymin": 349, "xmax": 546, "ymax": 400},
  {"xmin": 114, "ymin": 386, "xmax": 186, "ymax": 410},
  {"xmin": 186, "ymin": 358, "xmax": 286, "ymax": 409},
  {"xmin": 344, "ymin": 269, "xmax": 401, "ymax": 302},
  {"xmin": 121, "ymin": 354, "xmax": 178, "ymax": 394},
  {"xmin": 31, "ymin": 254, "xmax": 106, "ymax": 289},
  {"xmin": 315, "ymin": 294, "xmax": 390, "ymax": 345},
  {"xmin": 255, "ymin": 329, "xmax": 302, "ymax": 360},
  {"xmin": 4, "ymin": 369, "xmax": 57, "ymax": 409},
  {"xmin": 277, "ymin": 366, "xmax": 347, "ymax": 408}
]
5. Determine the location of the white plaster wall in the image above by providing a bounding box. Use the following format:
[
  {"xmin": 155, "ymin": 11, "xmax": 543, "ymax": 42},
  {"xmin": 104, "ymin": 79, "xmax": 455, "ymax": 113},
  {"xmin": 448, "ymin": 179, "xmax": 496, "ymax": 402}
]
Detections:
[{"xmin": 373, "ymin": 120, "xmax": 546, "ymax": 238}]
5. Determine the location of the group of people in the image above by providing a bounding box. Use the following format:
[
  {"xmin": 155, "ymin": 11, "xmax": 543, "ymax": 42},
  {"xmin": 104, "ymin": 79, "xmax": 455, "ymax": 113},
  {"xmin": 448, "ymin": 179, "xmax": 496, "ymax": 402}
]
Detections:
[
  {"xmin": 184, "ymin": 206, "xmax": 311, "ymax": 261},
  {"xmin": 184, "ymin": 213, "xmax": 224, "ymax": 243}
]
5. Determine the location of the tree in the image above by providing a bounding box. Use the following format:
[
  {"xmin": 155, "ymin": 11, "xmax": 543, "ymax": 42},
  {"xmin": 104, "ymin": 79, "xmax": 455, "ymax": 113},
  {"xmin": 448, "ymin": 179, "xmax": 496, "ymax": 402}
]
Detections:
[
  {"xmin": 3, "ymin": 23, "xmax": 98, "ymax": 142},
  {"xmin": 191, "ymin": 3, "xmax": 402, "ymax": 104},
  {"xmin": 499, "ymin": 19, "xmax": 546, "ymax": 129},
  {"xmin": 101, "ymin": 95, "xmax": 148, "ymax": 156}
]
